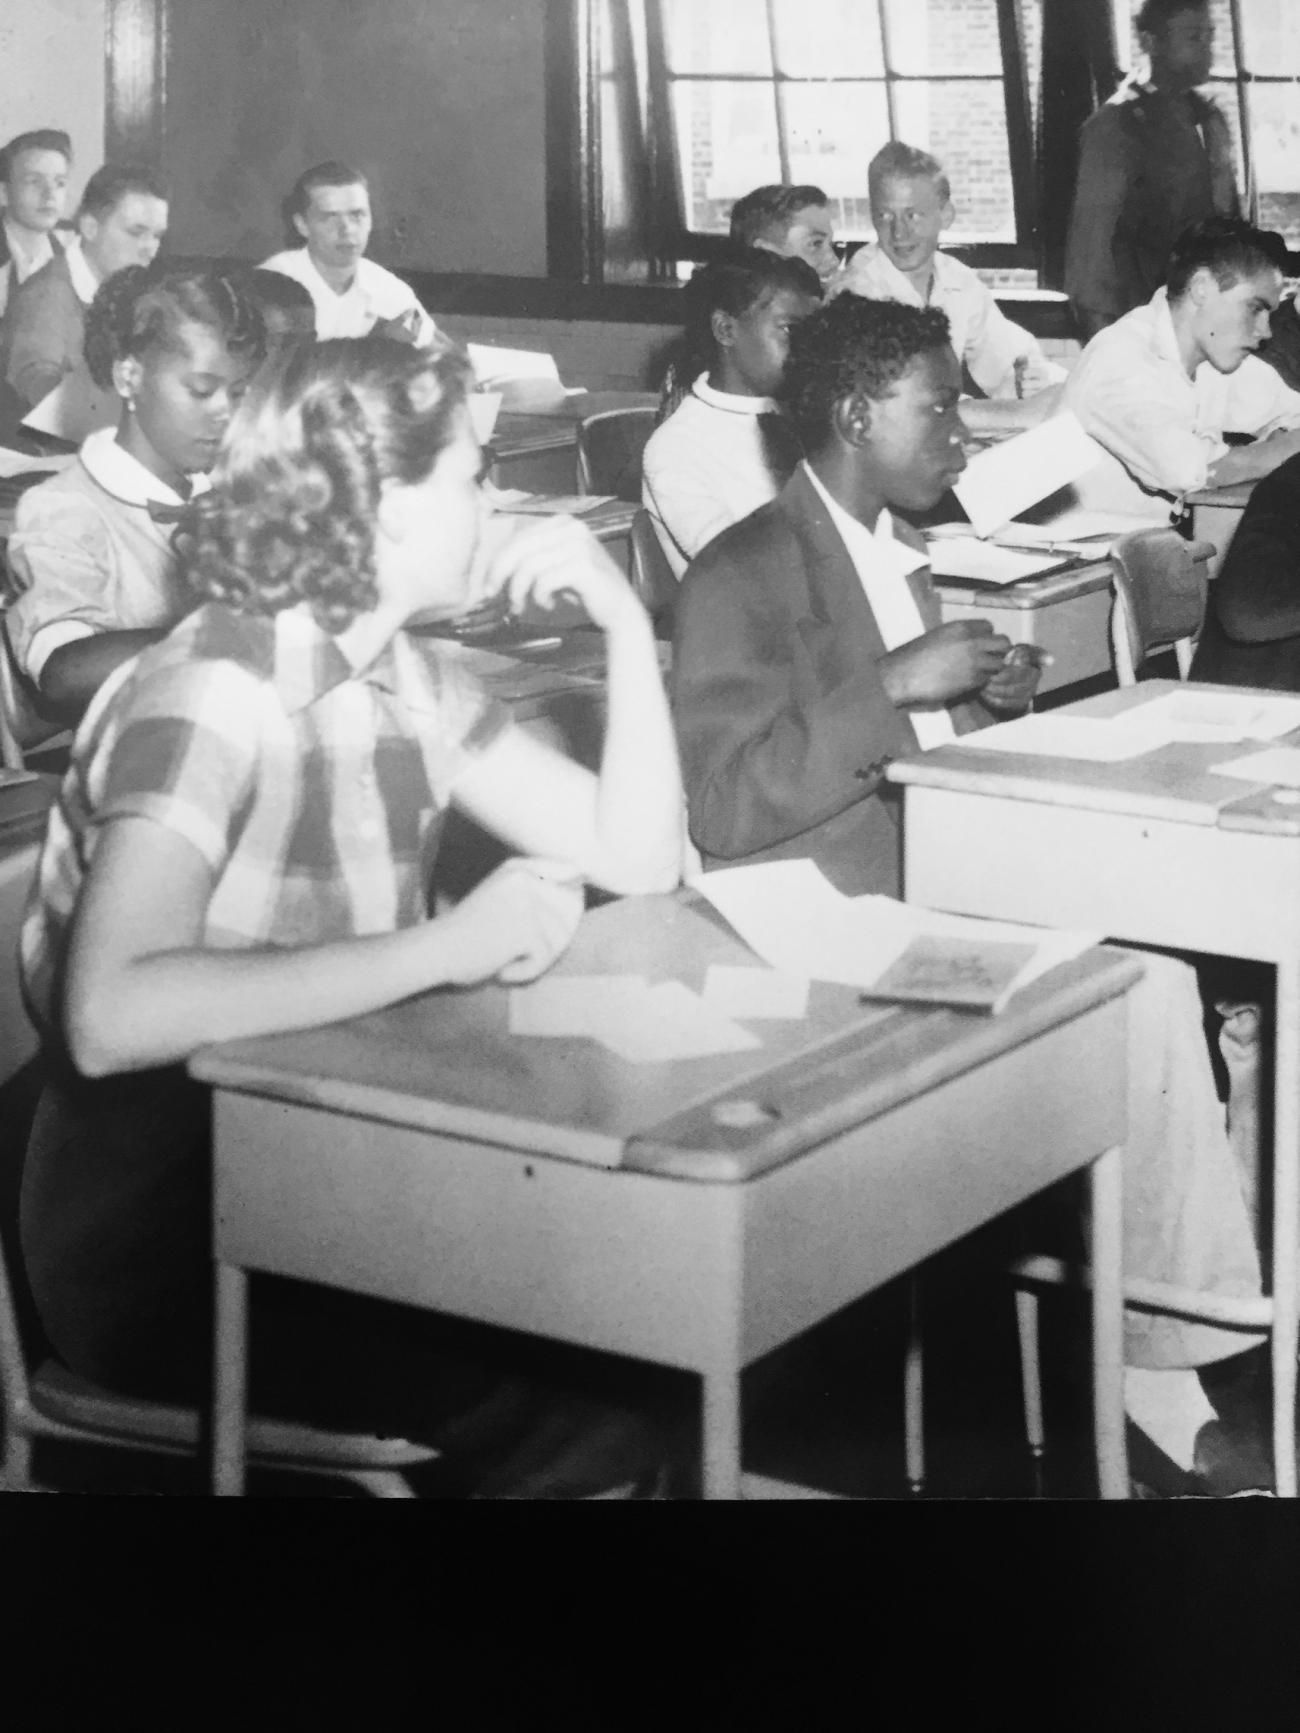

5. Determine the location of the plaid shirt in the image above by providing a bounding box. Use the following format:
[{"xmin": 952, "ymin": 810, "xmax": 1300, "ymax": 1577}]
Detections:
[{"xmin": 22, "ymin": 601, "xmax": 511, "ymax": 1036}]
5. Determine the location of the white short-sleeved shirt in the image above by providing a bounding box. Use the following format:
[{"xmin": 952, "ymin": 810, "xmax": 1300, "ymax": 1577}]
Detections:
[
  {"xmin": 260, "ymin": 247, "xmax": 438, "ymax": 345},
  {"xmin": 1066, "ymin": 287, "xmax": 1300, "ymax": 513},
  {"xmin": 5, "ymin": 427, "xmax": 209, "ymax": 682},
  {"xmin": 641, "ymin": 375, "xmax": 786, "ymax": 578},
  {"xmin": 836, "ymin": 244, "xmax": 1065, "ymax": 400}
]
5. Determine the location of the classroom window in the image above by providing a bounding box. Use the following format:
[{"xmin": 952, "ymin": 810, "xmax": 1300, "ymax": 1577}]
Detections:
[
  {"xmin": 1111, "ymin": 0, "xmax": 1300, "ymax": 248},
  {"xmin": 658, "ymin": 0, "xmax": 1035, "ymax": 259}
]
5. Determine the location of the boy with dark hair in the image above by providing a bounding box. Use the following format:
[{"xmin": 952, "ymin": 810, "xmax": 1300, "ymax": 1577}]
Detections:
[
  {"xmin": 673, "ymin": 294, "xmax": 1271, "ymax": 1490},
  {"xmin": 262, "ymin": 159, "xmax": 438, "ymax": 344},
  {"xmin": 1, "ymin": 161, "xmax": 169, "ymax": 411},
  {"xmin": 728, "ymin": 183, "xmax": 840, "ymax": 286},
  {"xmin": 1066, "ymin": 0, "xmax": 1239, "ymax": 341},
  {"xmin": 1067, "ymin": 215, "xmax": 1300, "ymax": 517},
  {"xmin": 0, "ymin": 128, "xmax": 72, "ymax": 318}
]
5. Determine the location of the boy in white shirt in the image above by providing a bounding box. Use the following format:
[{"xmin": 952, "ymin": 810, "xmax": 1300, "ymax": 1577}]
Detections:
[
  {"xmin": 262, "ymin": 161, "xmax": 438, "ymax": 346},
  {"xmin": 0, "ymin": 129, "xmax": 72, "ymax": 320},
  {"xmin": 837, "ymin": 141, "xmax": 1064, "ymax": 437}
]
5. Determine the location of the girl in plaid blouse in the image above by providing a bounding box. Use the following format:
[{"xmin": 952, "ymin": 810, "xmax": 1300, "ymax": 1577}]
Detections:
[{"xmin": 19, "ymin": 334, "xmax": 688, "ymax": 1495}]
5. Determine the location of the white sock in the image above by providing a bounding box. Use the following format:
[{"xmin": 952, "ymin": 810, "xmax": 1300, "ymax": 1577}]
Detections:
[{"xmin": 1124, "ymin": 1366, "xmax": 1217, "ymax": 1471}]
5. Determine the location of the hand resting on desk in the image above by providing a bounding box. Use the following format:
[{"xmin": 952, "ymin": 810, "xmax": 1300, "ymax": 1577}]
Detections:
[{"xmin": 441, "ymin": 858, "xmax": 584, "ymax": 986}]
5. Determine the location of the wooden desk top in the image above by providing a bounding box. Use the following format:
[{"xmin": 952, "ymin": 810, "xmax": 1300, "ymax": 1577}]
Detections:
[
  {"xmin": 933, "ymin": 557, "xmax": 1112, "ymax": 614},
  {"xmin": 1187, "ymin": 481, "xmax": 1256, "ymax": 509},
  {"xmin": 192, "ymin": 891, "xmax": 1137, "ymax": 1184},
  {"xmin": 887, "ymin": 679, "xmax": 1300, "ymax": 834}
]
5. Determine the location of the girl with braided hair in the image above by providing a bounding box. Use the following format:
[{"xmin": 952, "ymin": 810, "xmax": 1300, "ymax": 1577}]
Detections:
[
  {"xmin": 18, "ymin": 333, "xmax": 689, "ymax": 1496},
  {"xmin": 5, "ymin": 260, "xmax": 263, "ymax": 723}
]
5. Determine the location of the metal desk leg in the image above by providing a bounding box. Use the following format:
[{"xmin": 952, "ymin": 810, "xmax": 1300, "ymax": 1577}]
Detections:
[
  {"xmin": 1274, "ymin": 962, "xmax": 1300, "ymax": 1498},
  {"xmin": 213, "ymin": 1260, "xmax": 249, "ymax": 1497},
  {"xmin": 1089, "ymin": 1146, "xmax": 1129, "ymax": 1499},
  {"xmin": 701, "ymin": 1367, "xmax": 742, "ymax": 1500}
]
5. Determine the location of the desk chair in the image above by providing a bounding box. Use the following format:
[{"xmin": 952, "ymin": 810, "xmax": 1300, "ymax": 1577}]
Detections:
[
  {"xmin": 629, "ymin": 508, "xmax": 678, "ymax": 638},
  {"xmin": 1109, "ymin": 529, "xmax": 1214, "ymax": 686},
  {"xmin": 576, "ymin": 407, "xmax": 658, "ymax": 503},
  {"xmin": 0, "ymin": 832, "xmax": 438, "ymax": 1498}
]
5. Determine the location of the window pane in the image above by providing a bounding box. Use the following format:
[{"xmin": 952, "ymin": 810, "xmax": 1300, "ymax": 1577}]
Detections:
[
  {"xmin": 893, "ymin": 80, "xmax": 1015, "ymax": 242},
  {"xmin": 1235, "ymin": 0, "xmax": 1300, "ymax": 71},
  {"xmin": 769, "ymin": 0, "xmax": 885, "ymax": 77},
  {"xmin": 661, "ymin": 0, "xmax": 773, "ymax": 76},
  {"xmin": 1251, "ymin": 84, "xmax": 1300, "ymax": 249},
  {"xmin": 779, "ymin": 81, "xmax": 891, "ymax": 217},
  {"xmin": 882, "ymin": 0, "xmax": 1004, "ymax": 78},
  {"xmin": 671, "ymin": 80, "xmax": 781, "ymax": 232}
]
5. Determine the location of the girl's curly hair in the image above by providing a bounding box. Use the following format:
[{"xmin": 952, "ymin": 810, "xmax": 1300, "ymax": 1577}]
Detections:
[
  {"xmin": 83, "ymin": 260, "xmax": 265, "ymax": 389},
  {"xmin": 181, "ymin": 334, "xmax": 473, "ymax": 633}
]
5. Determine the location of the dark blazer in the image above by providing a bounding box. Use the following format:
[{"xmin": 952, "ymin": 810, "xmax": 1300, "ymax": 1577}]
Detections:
[
  {"xmin": 672, "ymin": 463, "xmax": 987, "ymax": 897},
  {"xmin": 1190, "ymin": 452, "xmax": 1300, "ymax": 693},
  {"xmin": 0, "ymin": 248, "xmax": 86, "ymax": 410}
]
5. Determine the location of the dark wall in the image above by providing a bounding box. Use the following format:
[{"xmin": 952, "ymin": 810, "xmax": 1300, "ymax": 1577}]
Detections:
[{"xmin": 161, "ymin": 0, "xmax": 548, "ymax": 273}]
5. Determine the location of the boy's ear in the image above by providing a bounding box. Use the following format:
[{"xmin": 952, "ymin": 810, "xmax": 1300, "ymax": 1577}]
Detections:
[
  {"xmin": 1186, "ymin": 267, "xmax": 1214, "ymax": 309},
  {"xmin": 835, "ymin": 390, "xmax": 873, "ymax": 447},
  {"xmin": 292, "ymin": 210, "xmax": 310, "ymax": 243},
  {"xmin": 711, "ymin": 308, "xmax": 737, "ymax": 351},
  {"xmin": 939, "ymin": 199, "xmax": 956, "ymax": 232}
]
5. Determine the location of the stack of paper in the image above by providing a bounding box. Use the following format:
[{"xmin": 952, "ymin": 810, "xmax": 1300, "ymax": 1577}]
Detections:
[
  {"xmin": 467, "ymin": 344, "xmax": 585, "ymax": 408},
  {"xmin": 956, "ymin": 689, "xmax": 1300, "ymax": 762},
  {"xmin": 953, "ymin": 412, "xmax": 1107, "ymax": 538},
  {"xmin": 691, "ymin": 861, "xmax": 1096, "ymax": 1015}
]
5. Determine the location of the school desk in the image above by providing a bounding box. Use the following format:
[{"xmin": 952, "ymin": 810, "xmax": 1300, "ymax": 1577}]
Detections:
[
  {"xmin": 491, "ymin": 391, "xmax": 658, "ymax": 495},
  {"xmin": 191, "ymin": 892, "xmax": 1139, "ymax": 1500},
  {"xmin": 934, "ymin": 559, "xmax": 1115, "ymax": 696},
  {"xmin": 0, "ymin": 772, "xmax": 53, "ymax": 1088},
  {"xmin": 887, "ymin": 678, "xmax": 1300, "ymax": 1495}
]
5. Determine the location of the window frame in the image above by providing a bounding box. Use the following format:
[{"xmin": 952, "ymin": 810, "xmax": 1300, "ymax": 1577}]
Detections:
[{"xmin": 545, "ymin": 0, "xmax": 1041, "ymax": 282}]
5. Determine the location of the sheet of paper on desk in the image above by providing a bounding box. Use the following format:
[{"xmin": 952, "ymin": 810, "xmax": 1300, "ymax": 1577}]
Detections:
[
  {"xmin": 1208, "ymin": 747, "xmax": 1300, "ymax": 788},
  {"xmin": 1123, "ymin": 689, "xmax": 1300, "ymax": 744},
  {"xmin": 953, "ymin": 413, "xmax": 1106, "ymax": 537},
  {"xmin": 924, "ymin": 535, "xmax": 1071, "ymax": 584},
  {"xmin": 468, "ymin": 344, "xmax": 562, "ymax": 389},
  {"xmin": 508, "ymin": 974, "xmax": 761, "ymax": 1062},
  {"xmin": 691, "ymin": 860, "xmax": 1095, "ymax": 1007},
  {"xmin": 954, "ymin": 713, "xmax": 1157, "ymax": 761}
]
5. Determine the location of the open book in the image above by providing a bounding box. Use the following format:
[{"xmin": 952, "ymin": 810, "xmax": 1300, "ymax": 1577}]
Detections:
[{"xmin": 467, "ymin": 344, "xmax": 586, "ymax": 410}]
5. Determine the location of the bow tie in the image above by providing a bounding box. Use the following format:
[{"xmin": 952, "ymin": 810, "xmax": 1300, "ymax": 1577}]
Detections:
[{"xmin": 145, "ymin": 498, "xmax": 194, "ymax": 526}]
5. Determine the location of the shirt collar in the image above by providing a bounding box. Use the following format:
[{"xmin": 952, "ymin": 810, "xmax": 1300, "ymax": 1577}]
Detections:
[
  {"xmin": 2, "ymin": 218, "xmax": 53, "ymax": 278},
  {"xmin": 269, "ymin": 606, "xmax": 438, "ymax": 717},
  {"xmin": 691, "ymin": 373, "xmax": 777, "ymax": 415},
  {"xmin": 300, "ymin": 246, "xmax": 366, "ymax": 304},
  {"xmin": 855, "ymin": 243, "xmax": 950, "ymax": 307},
  {"xmin": 63, "ymin": 236, "xmax": 100, "ymax": 306},
  {"xmin": 801, "ymin": 461, "xmax": 929, "ymax": 579},
  {"xmin": 78, "ymin": 425, "xmax": 212, "ymax": 508},
  {"xmin": 1148, "ymin": 287, "xmax": 1195, "ymax": 378}
]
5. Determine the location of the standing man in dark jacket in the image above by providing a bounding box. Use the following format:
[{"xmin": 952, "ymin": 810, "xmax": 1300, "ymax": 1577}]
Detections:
[{"xmin": 1066, "ymin": 0, "xmax": 1238, "ymax": 342}]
